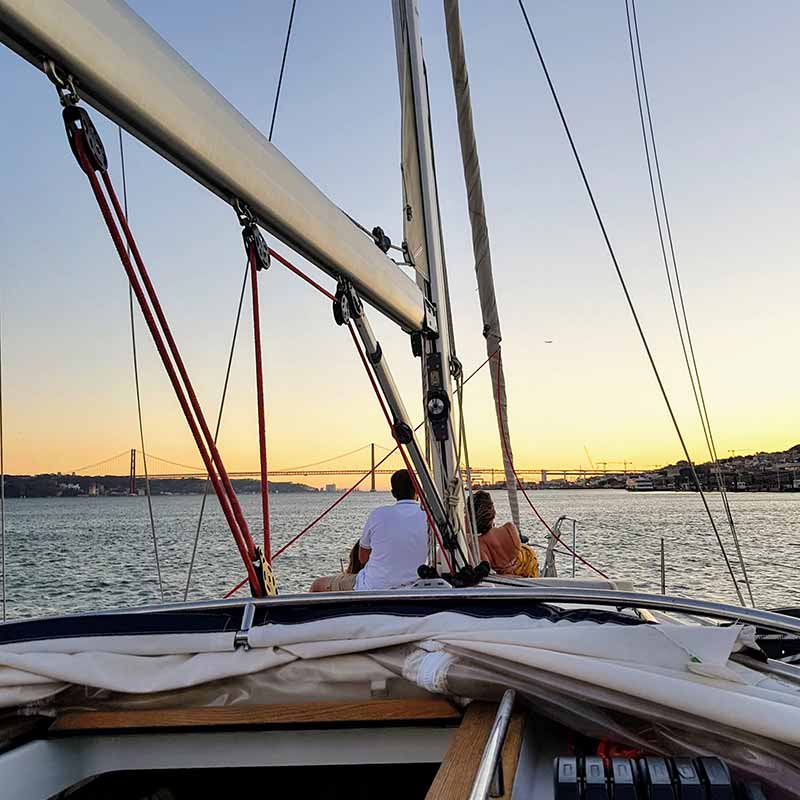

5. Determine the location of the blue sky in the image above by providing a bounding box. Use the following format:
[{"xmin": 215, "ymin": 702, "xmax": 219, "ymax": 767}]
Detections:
[{"xmin": 1, "ymin": 1, "xmax": 798, "ymax": 478}]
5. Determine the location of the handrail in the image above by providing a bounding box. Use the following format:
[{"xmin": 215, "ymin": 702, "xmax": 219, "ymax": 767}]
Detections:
[
  {"xmin": 6, "ymin": 587, "xmax": 800, "ymax": 639},
  {"xmin": 468, "ymin": 690, "xmax": 516, "ymax": 800}
]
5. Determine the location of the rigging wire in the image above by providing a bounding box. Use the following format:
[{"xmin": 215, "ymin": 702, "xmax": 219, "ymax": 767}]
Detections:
[
  {"xmin": 268, "ymin": 0, "xmax": 298, "ymax": 142},
  {"xmin": 516, "ymin": 0, "xmax": 745, "ymax": 605},
  {"xmin": 188, "ymin": 0, "xmax": 299, "ymax": 597},
  {"xmin": 184, "ymin": 260, "xmax": 250, "ymax": 601},
  {"xmin": 624, "ymin": 0, "xmax": 754, "ymax": 606},
  {"xmin": 118, "ymin": 128, "xmax": 163, "ymax": 603}
]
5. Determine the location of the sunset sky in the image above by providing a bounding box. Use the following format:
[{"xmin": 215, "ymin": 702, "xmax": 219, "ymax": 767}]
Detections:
[{"xmin": 0, "ymin": 1, "xmax": 798, "ymax": 488}]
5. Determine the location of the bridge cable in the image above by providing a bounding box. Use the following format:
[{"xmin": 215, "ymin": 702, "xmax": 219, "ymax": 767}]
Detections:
[
  {"xmin": 184, "ymin": 260, "xmax": 249, "ymax": 600},
  {"xmin": 118, "ymin": 128, "xmax": 163, "ymax": 603},
  {"xmin": 624, "ymin": 0, "xmax": 754, "ymax": 606},
  {"xmin": 71, "ymin": 450, "xmax": 131, "ymax": 475},
  {"xmin": 516, "ymin": 0, "xmax": 744, "ymax": 604}
]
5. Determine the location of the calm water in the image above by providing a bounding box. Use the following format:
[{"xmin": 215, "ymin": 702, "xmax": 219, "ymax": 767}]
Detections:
[{"xmin": 1, "ymin": 489, "xmax": 798, "ymax": 619}]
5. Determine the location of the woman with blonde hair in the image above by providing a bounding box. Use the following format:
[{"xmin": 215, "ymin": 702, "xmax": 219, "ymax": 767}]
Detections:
[{"xmin": 472, "ymin": 490, "xmax": 539, "ymax": 578}]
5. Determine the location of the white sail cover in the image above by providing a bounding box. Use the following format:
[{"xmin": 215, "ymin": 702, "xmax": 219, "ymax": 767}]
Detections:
[
  {"xmin": 444, "ymin": 0, "xmax": 520, "ymax": 528},
  {"xmin": 1, "ymin": 614, "xmax": 799, "ymax": 743}
]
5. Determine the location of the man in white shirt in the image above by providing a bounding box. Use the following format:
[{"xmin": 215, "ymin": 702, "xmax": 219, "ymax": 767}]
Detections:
[{"xmin": 309, "ymin": 469, "xmax": 428, "ymax": 592}]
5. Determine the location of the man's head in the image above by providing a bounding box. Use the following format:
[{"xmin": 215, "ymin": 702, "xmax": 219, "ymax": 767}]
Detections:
[{"xmin": 390, "ymin": 469, "xmax": 416, "ymax": 501}]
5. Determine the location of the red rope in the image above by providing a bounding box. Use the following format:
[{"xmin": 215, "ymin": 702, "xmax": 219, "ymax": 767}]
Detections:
[
  {"xmin": 102, "ymin": 167, "xmax": 258, "ymax": 565},
  {"xmin": 72, "ymin": 136, "xmax": 263, "ymax": 597},
  {"xmin": 268, "ymin": 248, "xmax": 335, "ymax": 300},
  {"xmin": 249, "ymin": 246, "xmax": 272, "ymax": 561},
  {"xmin": 490, "ymin": 351, "xmax": 608, "ymax": 578}
]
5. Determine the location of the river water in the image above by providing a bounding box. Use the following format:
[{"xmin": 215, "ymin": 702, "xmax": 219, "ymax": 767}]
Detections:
[{"xmin": 2, "ymin": 489, "xmax": 797, "ymax": 619}]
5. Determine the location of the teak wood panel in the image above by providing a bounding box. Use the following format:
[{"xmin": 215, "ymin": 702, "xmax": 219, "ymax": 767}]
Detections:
[
  {"xmin": 50, "ymin": 697, "xmax": 462, "ymax": 733},
  {"xmin": 425, "ymin": 702, "xmax": 525, "ymax": 800}
]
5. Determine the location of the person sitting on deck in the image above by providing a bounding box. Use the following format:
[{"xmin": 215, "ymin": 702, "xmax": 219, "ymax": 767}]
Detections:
[
  {"xmin": 471, "ymin": 490, "xmax": 540, "ymax": 578},
  {"xmin": 309, "ymin": 469, "xmax": 428, "ymax": 592}
]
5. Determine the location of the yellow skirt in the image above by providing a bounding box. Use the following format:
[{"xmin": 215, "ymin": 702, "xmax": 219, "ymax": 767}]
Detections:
[{"xmin": 507, "ymin": 545, "xmax": 540, "ymax": 578}]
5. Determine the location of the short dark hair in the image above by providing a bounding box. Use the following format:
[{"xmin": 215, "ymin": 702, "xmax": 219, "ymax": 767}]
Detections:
[{"xmin": 391, "ymin": 469, "xmax": 416, "ymax": 500}]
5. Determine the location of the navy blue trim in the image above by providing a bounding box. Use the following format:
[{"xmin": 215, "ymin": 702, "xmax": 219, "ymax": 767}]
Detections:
[{"xmin": 0, "ymin": 596, "xmax": 644, "ymax": 647}]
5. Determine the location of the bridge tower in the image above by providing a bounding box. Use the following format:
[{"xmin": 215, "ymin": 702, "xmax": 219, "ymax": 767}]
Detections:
[
  {"xmin": 129, "ymin": 449, "xmax": 136, "ymax": 495},
  {"xmin": 370, "ymin": 443, "xmax": 376, "ymax": 493}
]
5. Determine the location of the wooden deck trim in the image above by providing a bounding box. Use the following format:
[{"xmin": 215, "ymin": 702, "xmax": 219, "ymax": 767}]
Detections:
[
  {"xmin": 49, "ymin": 697, "xmax": 462, "ymax": 733},
  {"xmin": 425, "ymin": 702, "xmax": 525, "ymax": 800}
]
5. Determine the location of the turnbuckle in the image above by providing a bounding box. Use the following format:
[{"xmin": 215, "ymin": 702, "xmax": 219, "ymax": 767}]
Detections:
[{"xmin": 234, "ymin": 200, "xmax": 270, "ymax": 271}]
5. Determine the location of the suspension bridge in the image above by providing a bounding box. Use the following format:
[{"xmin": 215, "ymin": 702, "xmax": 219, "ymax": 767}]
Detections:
[{"xmin": 67, "ymin": 446, "xmax": 655, "ymax": 492}]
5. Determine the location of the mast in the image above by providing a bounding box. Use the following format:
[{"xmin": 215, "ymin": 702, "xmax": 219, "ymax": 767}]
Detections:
[
  {"xmin": 443, "ymin": 0, "xmax": 521, "ymax": 531},
  {"xmin": 391, "ymin": 0, "xmax": 472, "ymax": 562}
]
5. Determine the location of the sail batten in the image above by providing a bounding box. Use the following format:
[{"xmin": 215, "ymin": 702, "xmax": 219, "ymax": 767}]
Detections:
[
  {"xmin": 0, "ymin": 0, "xmax": 425, "ymax": 331},
  {"xmin": 444, "ymin": 0, "xmax": 521, "ymax": 530}
]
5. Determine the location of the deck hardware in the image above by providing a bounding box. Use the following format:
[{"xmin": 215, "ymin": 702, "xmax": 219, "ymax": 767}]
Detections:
[
  {"xmin": 423, "ymin": 298, "xmax": 439, "ymax": 337},
  {"xmin": 235, "ymin": 200, "xmax": 271, "ymax": 271},
  {"xmin": 425, "ymin": 352, "xmax": 450, "ymax": 443},
  {"xmin": 392, "ymin": 420, "xmax": 414, "ymax": 445},
  {"xmin": 63, "ymin": 106, "xmax": 108, "ymax": 173},
  {"xmin": 469, "ymin": 689, "xmax": 515, "ymax": 800},
  {"xmin": 371, "ymin": 226, "xmax": 391, "ymax": 253},
  {"xmin": 43, "ymin": 59, "xmax": 79, "ymax": 107},
  {"xmin": 369, "ymin": 342, "xmax": 383, "ymax": 365},
  {"xmin": 234, "ymin": 602, "xmax": 256, "ymax": 650},
  {"xmin": 333, "ymin": 278, "xmax": 363, "ymax": 326}
]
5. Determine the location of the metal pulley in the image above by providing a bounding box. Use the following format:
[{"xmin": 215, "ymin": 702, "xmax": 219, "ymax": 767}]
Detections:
[
  {"xmin": 371, "ymin": 226, "xmax": 391, "ymax": 253},
  {"xmin": 234, "ymin": 200, "xmax": 271, "ymax": 271},
  {"xmin": 333, "ymin": 278, "xmax": 363, "ymax": 326},
  {"xmin": 425, "ymin": 352, "xmax": 450, "ymax": 442},
  {"xmin": 63, "ymin": 106, "xmax": 108, "ymax": 173},
  {"xmin": 242, "ymin": 224, "xmax": 271, "ymax": 271}
]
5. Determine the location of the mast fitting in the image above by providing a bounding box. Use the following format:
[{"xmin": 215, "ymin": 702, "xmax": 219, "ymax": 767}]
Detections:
[
  {"xmin": 235, "ymin": 200, "xmax": 271, "ymax": 272},
  {"xmin": 333, "ymin": 278, "xmax": 363, "ymax": 326},
  {"xmin": 43, "ymin": 59, "xmax": 79, "ymax": 107},
  {"xmin": 63, "ymin": 106, "xmax": 108, "ymax": 173},
  {"xmin": 371, "ymin": 226, "xmax": 392, "ymax": 253}
]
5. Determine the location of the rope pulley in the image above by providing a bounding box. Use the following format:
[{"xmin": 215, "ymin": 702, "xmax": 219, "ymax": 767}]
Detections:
[
  {"xmin": 371, "ymin": 226, "xmax": 391, "ymax": 253},
  {"xmin": 63, "ymin": 106, "xmax": 108, "ymax": 174},
  {"xmin": 235, "ymin": 200, "xmax": 271, "ymax": 272},
  {"xmin": 333, "ymin": 278, "xmax": 362, "ymax": 326},
  {"xmin": 425, "ymin": 352, "xmax": 450, "ymax": 443}
]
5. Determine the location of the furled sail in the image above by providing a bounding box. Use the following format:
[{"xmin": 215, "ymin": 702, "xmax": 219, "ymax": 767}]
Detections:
[
  {"xmin": 444, "ymin": 0, "xmax": 521, "ymax": 531},
  {"xmin": 0, "ymin": 0, "xmax": 425, "ymax": 332},
  {"xmin": 392, "ymin": 0, "xmax": 475, "ymax": 563}
]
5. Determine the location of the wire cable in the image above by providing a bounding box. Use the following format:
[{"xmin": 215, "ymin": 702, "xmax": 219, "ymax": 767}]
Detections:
[
  {"xmin": 184, "ymin": 260, "xmax": 250, "ymax": 600},
  {"xmin": 118, "ymin": 128, "xmax": 163, "ymax": 603},
  {"xmin": 516, "ymin": 0, "xmax": 744, "ymax": 605},
  {"xmin": 268, "ymin": 0, "xmax": 298, "ymax": 142},
  {"xmin": 625, "ymin": 0, "xmax": 753, "ymax": 605}
]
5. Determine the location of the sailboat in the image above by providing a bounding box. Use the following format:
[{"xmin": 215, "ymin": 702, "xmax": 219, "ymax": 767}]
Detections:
[{"xmin": 0, "ymin": 1, "xmax": 799, "ymax": 798}]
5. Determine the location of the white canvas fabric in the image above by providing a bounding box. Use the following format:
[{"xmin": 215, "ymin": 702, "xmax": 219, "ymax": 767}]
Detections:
[{"xmin": 0, "ymin": 611, "xmax": 799, "ymax": 749}]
